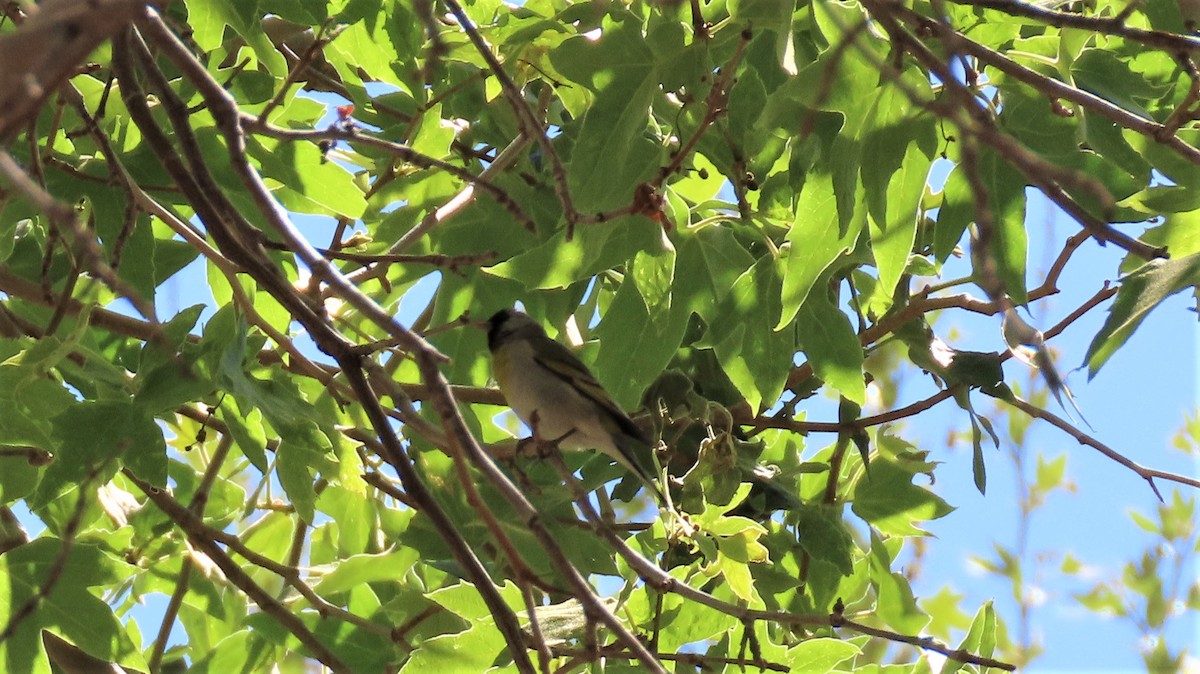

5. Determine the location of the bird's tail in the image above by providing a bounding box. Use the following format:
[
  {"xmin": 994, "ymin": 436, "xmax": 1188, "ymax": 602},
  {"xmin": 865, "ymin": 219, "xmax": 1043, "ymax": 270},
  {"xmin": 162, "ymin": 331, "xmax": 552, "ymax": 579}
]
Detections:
[{"xmin": 612, "ymin": 434, "xmax": 670, "ymax": 509}]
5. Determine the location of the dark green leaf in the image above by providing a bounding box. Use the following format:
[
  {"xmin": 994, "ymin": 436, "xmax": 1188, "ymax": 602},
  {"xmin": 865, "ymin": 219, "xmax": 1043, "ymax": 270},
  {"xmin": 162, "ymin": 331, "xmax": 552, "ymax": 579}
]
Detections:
[{"xmin": 1085, "ymin": 253, "xmax": 1200, "ymax": 377}]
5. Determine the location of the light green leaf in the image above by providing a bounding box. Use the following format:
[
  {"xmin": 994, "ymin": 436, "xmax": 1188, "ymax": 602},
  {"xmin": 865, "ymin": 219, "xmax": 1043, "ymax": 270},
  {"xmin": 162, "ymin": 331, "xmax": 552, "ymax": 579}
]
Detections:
[
  {"xmin": 314, "ymin": 549, "xmax": 421, "ymax": 594},
  {"xmin": 796, "ymin": 505, "xmax": 855, "ymax": 576},
  {"xmin": 39, "ymin": 401, "xmax": 166, "ymax": 502},
  {"xmin": 868, "ymin": 531, "xmax": 929, "ymax": 634},
  {"xmin": 249, "ymin": 137, "xmax": 368, "ymax": 218},
  {"xmin": 869, "ymin": 143, "xmax": 931, "ymax": 302},
  {"xmin": 675, "ymin": 225, "xmax": 757, "ymax": 321},
  {"xmin": 784, "ymin": 637, "xmax": 861, "ymax": 673},
  {"xmin": 551, "ymin": 13, "xmax": 662, "ymax": 213},
  {"xmin": 593, "ymin": 267, "xmax": 691, "ymax": 408},
  {"xmin": 779, "ymin": 173, "xmax": 860, "ymax": 329},
  {"xmin": 0, "ymin": 540, "xmax": 145, "ymax": 672},
  {"xmin": 942, "ymin": 601, "xmax": 997, "ymax": 674},
  {"xmin": 275, "ymin": 420, "xmax": 336, "ymax": 523}
]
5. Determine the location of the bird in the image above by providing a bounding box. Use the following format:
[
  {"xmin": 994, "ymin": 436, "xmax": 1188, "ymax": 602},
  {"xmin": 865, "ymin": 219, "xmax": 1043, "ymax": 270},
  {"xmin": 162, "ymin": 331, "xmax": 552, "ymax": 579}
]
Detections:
[{"xmin": 486, "ymin": 309, "xmax": 668, "ymax": 507}]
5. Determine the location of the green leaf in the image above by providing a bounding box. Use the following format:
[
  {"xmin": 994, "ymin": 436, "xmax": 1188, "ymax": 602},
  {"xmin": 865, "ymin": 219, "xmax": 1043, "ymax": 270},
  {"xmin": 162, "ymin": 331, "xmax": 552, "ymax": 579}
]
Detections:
[
  {"xmin": 971, "ymin": 419, "xmax": 987, "ymax": 495},
  {"xmin": 551, "ymin": 13, "xmax": 662, "ymax": 213},
  {"xmin": 0, "ymin": 365, "xmax": 71, "ymax": 455},
  {"xmin": 869, "ymin": 143, "xmax": 930, "ymax": 301},
  {"xmin": 483, "ymin": 217, "xmax": 662, "ymax": 289},
  {"xmin": 977, "ymin": 151, "xmax": 1030, "ymax": 303},
  {"xmin": 704, "ymin": 515, "xmax": 769, "ymax": 538},
  {"xmin": 1122, "ymin": 128, "xmax": 1200, "ymax": 189},
  {"xmin": 779, "ymin": 175, "xmax": 848, "ymax": 330},
  {"xmin": 1072, "ymin": 49, "xmax": 1168, "ymax": 120},
  {"xmin": 1085, "ymin": 253, "xmax": 1200, "ymax": 377},
  {"xmin": 1036, "ymin": 453, "xmax": 1068, "ymax": 492},
  {"xmin": 674, "ymin": 225, "xmax": 757, "ymax": 321},
  {"xmin": 784, "ymin": 637, "xmax": 861, "ymax": 673},
  {"xmin": 709, "ymin": 255, "xmax": 793, "ymax": 412},
  {"xmin": 795, "ymin": 505, "xmax": 855, "ymax": 576},
  {"xmin": 715, "ymin": 541, "xmax": 762, "ymax": 602},
  {"xmin": 189, "ymin": 630, "xmax": 279, "ymax": 674},
  {"xmin": 934, "ymin": 165, "xmax": 973, "ymax": 262},
  {"xmin": 868, "ymin": 531, "xmax": 929, "ymax": 634},
  {"xmin": 41, "ymin": 401, "xmax": 166, "ymax": 502},
  {"xmin": 248, "ymin": 137, "xmax": 368, "ymax": 218},
  {"xmin": 593, "ymin": 268, "xmax": 691, "ymax": 408},
  {"xmin": 400, "ymin": 583, "xmax": 524, "ymax": 672},
  {"xmin": 795, "ymin": 287, "xmax": 865, "ymax": 405},
  {"xmin": 219, "ymin": 401, "xmax": 269, "ymax": 472},
  {"xmin": 275, "ymin": 420, "xmax": 336, "ymax": 523},
  {"xmin": 134, "ymin": 305, "xmax": 211, "ymax": 414},
  {"xmin": 0, "ymin": 540, "xmax": 145, "ymax": 672},
  {"xmin": 851, "ymin": 455, "xmax": 953, "ymax": 537},
  {"xmin": 942, "ymin": 601, "xmax": 996, "ymax": 674},
  {"xmin": 314, "ymin": 549, "xmax": 420, "ymax": 594}
]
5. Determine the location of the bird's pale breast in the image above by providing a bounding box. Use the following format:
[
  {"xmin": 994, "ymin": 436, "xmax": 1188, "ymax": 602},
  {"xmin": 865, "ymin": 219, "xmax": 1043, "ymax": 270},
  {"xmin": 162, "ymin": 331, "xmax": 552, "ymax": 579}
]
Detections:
[{"xmin": 495, "ymin": 338, "xmax": 616, "ymax": 455}]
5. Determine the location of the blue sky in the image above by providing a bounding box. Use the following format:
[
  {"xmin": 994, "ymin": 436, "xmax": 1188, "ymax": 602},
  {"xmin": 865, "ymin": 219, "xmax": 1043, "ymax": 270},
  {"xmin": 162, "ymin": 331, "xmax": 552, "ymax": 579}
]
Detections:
[{"xmin": 910, "ymin": 196, "xmax": 1198, "ymax": 672}]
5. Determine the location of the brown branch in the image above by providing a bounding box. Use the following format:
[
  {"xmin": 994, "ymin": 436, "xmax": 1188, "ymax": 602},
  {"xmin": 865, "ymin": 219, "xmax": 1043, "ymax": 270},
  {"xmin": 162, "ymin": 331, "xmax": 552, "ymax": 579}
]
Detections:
[
  {"xmin": 136, "ymin": 17, "xmax": 596, "ymax": 673},
  {"xmin": 866, "ymin": 1, "xmax": 1166, "ymax": 261},
  {"xmin": 443, "ymin": 0, "xmax": 579, "ymax": 236},
  {"xmin": 250, "ymin": 20, "xmax": 338, "ymax": 129},
  {"xmin": 767, "ymin": 278, "xmax": 1116, "ymax": 436},
  {"xmin": 113, "ymin": 31, "xmax": 268, "ymax": 276},
  {"xmin": 652, "ymin": 29, "xmax": 751, "ymax": 189},
  {"xmin": 0, "ymin": 150, "xmax": 160, "ymax": 324},
  {"xmin": 1162, "ymin": 56, "xmax": 1200, "ymax": 138},
  {"xmin": 951, "ymin": 0, "xmax": 1200, "ymax": 54},
  {"xmin": 0, "ymin": 0, "xmax": 145, "ymax": 141},
  {"xmin": 243, "ymin": 120, "xmax": 533, "ymax": 231},
  {"xmin": 128, "ymin": 14, "xmax": 539, "ymax": 668},
  {"xmin": 0, "ymin": 463, "xmax": 105, "ymax": 646},
  {"xmin": 147, "ymin": 560, "xmax": 190, "ymax": 674},
  {"xmin": 553, "ymin": 645, "xmax": 789, "ymax": 672},
  {"xmin": 836, "ymin": 614, "xmax": 1013, "ymax": 670},
  {"xmin": 1005, "ymin": 397, "xmax": 1200, "ymax": 499},
  {"xmin": 688, "ymin": 0, "xmax": 710, "ymax": 39},
  {"xmin": 892, "ymin": 5, "xmax": 1200, "ymax": 165},
  {"xmin": 126, "ymin": 470, "xmax": 354, "ymax": 673},
  {"xmin": 148, "ymin": 432, "xmax": 235, "ymax": 673},
  {"xmin": 262, "ymin": 239, "xmax": 497, "ymax": 272},
  {"xmin": 0, "ymin": 446, "xmax": 53, "ymax": 465},
  {"xmin": 401, "ymin": 347, "xmax": 669, "ymax": 670},
  {"xmin": 338, "ymin": 363, "xmax": 537, "ymax": 672}
]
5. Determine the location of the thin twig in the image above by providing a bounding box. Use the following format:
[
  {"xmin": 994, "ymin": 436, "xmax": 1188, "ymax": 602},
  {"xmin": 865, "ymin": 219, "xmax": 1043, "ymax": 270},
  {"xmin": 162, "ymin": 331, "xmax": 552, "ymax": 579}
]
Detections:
[
  {"xmin": 442, "ymin": 0, "xmax": 579, "ymax": 235},
  {"xmin": 951, "ymin": 0, "xmax": 1200, "ymax": 54},
  {"xmin": 243, "ymin": 120, "xmax": 533, "ymax": 230},
  {"xmin": 126, "ymin": 470, "xmax": 354, "ymax": 673}
]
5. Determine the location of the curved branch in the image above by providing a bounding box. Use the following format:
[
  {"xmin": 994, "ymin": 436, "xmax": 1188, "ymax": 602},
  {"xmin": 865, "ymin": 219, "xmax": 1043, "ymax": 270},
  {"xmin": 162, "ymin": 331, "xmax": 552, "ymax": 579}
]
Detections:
[
  {"xmin": 894, "ymin": 5, "xmax": 1200, "ymax": 164},
  {"xmin": 951, "ymin": 0, "xmax": 1200, "ymax": 54},
  {"xmin": 126, "ymin": 471, "xmax": 354, "ymax": 672},
  {"xmin": 1005, "ymin": 397, "xmax": 1200, "ymax": 499}
]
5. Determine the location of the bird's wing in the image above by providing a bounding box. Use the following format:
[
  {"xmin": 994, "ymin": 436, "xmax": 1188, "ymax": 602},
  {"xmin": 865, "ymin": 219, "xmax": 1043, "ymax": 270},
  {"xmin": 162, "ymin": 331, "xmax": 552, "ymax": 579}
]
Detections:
[
  {"xmin": 534, "ymin": 339, "xmax": 667, "ymax": 507},
  {"xmin": 532, "ymin": 339, "xmax": 650, "ymax": 444}
]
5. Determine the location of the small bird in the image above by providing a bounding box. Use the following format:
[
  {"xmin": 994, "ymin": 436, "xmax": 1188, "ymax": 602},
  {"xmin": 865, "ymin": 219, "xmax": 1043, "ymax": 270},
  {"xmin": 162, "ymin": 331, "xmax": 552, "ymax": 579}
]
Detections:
[{"xmin": 486, "ymin": 309, "xmax": 668, "ymax": 507}]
